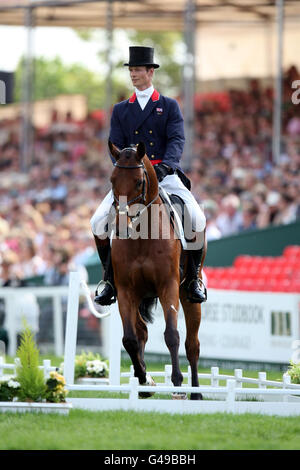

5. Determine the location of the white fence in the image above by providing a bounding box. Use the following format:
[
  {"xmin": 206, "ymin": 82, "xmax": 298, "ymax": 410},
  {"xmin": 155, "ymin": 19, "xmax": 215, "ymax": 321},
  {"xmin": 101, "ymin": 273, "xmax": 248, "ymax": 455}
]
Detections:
[
  {"xmin": 2, "ymin": 355, "xmax": 300, "ymax": 416},
  {"xmin": 2, "ymin": 271, "xmax": 300, "ymax": 416},
  {"xmin": 0, "ymin": 285, "xmax": 69, "ymax": 357},
  {"xmin": 0, "ymin": 356, "xmax": 56, "ymax": 379},
  {"xmin": 0, "ymin": 283, "xmax": 106, "ymax": 357},
  {"xmin": 1, "ymin": 280, "xmax": 299, "ymax": 364},
  {"xmin": 61, "ymin": 272, "xmax": 300, "ymax": 416}
]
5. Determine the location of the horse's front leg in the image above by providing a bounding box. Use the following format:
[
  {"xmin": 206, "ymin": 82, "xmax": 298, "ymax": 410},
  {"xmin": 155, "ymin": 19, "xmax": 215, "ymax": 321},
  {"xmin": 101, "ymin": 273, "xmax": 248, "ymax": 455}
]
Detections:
[
  {"xmin": 117, "ymin": 289, "xmax": 147, "ymax": 386},
  {"xmin": 158, "ymin": 280, "xmax": 184, "ymax": 396},
  {"xmin": 180, "ymin": 286, "xmax": 202, "ymax": 400}
]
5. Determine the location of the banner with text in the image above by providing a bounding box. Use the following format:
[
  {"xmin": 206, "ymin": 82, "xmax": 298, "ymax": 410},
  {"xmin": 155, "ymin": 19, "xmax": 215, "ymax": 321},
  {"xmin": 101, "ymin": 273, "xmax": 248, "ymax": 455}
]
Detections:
[{"xmin": 145, "ymin": 290, "xmax": 300, "ymax": 364}]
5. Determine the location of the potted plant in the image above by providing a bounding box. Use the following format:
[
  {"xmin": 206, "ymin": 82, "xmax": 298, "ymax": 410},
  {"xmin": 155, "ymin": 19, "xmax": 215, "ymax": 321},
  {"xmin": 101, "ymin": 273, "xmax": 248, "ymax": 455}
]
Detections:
[
  {"xmin": 284, "ymin": 361, "xmax": 300, "ymax": 403},
  {"xmin": 0, "ymin": 376, "xmax": 20, "ymax": 402},
  {"xmin": 60, "ymin": 351, "xmax": 109, "ymax": 381},
  {"xmin": 0, "ymin": 325, "xmax": 71, "ymax": 414},
  {"xmin": 286, "ymin": 361, "xmax": 300, "ymax": 384}
]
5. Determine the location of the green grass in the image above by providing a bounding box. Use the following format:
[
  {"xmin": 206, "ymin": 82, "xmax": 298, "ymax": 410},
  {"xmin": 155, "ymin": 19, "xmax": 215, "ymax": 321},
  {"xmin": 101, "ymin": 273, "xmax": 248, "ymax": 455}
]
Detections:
[
  {"xmin": 0, "ymin": 409, "xmax": 300, "ymax": 450},
  {"xmin": 1, "ymin": 356, "xmax": 299, "ymax": 450}
]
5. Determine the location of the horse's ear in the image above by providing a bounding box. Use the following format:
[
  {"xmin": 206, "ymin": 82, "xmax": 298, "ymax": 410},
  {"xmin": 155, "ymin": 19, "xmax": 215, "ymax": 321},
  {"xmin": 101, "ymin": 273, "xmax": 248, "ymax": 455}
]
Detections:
[
  {"xmin": 136, "ymin": 142, "xmax": 146, "ymax": 161},
  {"xmin": 108, "ymin": 141, "xmax": 121, "ymax": 161}
]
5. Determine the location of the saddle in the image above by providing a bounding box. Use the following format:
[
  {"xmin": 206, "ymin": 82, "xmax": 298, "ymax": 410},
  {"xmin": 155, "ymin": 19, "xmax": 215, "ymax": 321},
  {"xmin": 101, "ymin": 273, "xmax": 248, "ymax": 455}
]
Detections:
[
  {"xmin": 158, "ymin": 187, "xmax": 189, "ymax": 250},
  {"xmin": 159, "ymin": 187, "xmax": 191, "ymax": 283}
]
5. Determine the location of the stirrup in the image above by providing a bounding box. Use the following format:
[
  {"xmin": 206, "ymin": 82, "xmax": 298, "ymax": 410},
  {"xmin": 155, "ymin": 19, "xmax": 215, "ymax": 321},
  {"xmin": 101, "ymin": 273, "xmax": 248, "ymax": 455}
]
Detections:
[
  {"xmin": 95, "ymin": 280, "xmax": 107, "ymax": 296},
  {"xmin": 94, "ymin": 280, "xmax": 116, "ymax": 305},
  {"xmin": 187, "ymin": 278, "xmax": 207, "ymax": 304}
]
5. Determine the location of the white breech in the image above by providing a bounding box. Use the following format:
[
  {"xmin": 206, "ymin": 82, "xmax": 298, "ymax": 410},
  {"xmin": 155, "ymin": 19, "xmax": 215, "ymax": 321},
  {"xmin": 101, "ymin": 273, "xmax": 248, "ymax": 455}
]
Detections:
[{"xmin": 90, "ymin": 174, "xmax": 206, "ymax": 245}]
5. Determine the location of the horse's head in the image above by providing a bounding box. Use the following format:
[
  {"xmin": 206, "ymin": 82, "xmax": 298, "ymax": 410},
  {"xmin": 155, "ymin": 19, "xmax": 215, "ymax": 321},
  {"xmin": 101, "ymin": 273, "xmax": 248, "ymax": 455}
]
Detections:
[
  {"xmin": 109, "ymin": 141, "xmax": 158, "ymax": 212},
  {"xmin": 109, "ymin": 141, "xmax": 159, "ymax": 237}
]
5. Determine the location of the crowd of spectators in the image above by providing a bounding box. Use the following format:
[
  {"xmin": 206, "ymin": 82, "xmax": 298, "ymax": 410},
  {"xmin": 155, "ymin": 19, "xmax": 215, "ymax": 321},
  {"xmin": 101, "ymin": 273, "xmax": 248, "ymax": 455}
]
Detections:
[
  {"xmin": 0, "ymin": 66, "xmax": 300, "ymax": 286},
  {"xmin": 189, "ymin": 65, "xmax": 300, "ymax": 241}
]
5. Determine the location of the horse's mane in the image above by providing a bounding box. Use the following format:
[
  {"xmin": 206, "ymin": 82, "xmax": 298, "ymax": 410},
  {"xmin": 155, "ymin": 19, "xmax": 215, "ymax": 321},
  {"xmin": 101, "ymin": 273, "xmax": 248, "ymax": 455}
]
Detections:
[{"xmin": 142, "ymin": 154, "xmax": 159, "ymax": 200}]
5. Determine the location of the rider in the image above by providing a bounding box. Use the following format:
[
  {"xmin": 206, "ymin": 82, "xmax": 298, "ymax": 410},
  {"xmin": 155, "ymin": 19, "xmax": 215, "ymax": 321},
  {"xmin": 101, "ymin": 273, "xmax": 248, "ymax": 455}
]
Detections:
[{"xmin": 90, "ymin": 46, "xmax": 207, "ymax": 305}]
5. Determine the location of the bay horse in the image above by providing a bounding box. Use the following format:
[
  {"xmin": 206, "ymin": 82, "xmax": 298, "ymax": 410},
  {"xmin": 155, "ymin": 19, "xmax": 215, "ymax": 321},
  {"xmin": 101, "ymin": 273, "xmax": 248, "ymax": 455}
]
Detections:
[{"xmin": 109, "ymin": 140, "xmax": 203, "ymax": 400}]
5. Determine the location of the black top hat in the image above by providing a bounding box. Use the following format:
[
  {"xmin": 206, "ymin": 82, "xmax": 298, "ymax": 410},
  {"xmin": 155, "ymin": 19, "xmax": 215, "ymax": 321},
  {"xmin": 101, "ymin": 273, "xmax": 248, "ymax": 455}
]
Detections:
[{"xmin": 124, "ymin": 46, "xmax": 159, "ymax": 69}]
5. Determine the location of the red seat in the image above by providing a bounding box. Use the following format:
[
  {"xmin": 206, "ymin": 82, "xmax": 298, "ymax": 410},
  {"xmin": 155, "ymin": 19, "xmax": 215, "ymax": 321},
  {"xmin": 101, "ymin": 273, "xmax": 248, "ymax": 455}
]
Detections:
[
  {"xmin": 283, "ymin": 245, "xmax": 300, "ymax": 259},
  {"xmin": 211, "ymin": 250, "xmax": 300, "ymax": 292},
  {"xmin": 289, "ymin": 279, "xmax": 300, "ymax": 293},
  {"xmin": 234, "ymin": 255, "xmax": 253, "ymax": 268}
]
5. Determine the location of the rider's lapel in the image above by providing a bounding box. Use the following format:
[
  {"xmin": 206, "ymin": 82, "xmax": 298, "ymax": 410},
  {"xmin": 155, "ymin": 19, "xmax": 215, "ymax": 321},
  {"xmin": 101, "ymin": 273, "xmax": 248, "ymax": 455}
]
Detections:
[{"xmin": 129, "ymin": 90, "xmax": 161, "ymax": 131}]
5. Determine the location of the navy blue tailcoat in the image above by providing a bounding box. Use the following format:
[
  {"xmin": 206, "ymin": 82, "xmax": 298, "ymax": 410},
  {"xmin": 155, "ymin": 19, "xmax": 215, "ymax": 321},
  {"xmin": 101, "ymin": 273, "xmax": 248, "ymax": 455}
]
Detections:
[{"xmin": 108, "ymin": 89, "xmax": 185, "ymax": 173}]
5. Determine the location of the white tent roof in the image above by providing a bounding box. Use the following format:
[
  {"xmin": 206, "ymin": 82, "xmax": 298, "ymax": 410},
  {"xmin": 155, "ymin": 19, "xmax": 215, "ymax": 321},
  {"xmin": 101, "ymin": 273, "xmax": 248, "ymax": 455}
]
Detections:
[{"xmin": 0, "ymin": 0, "xmax": 299, "ymax": 30}]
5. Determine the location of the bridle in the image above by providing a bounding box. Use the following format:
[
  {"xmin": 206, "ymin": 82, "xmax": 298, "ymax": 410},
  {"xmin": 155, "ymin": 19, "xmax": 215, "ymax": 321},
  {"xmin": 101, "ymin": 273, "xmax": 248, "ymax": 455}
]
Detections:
[
  {"xmin": 112, "ymin": 157, "xmax": 159, "ymax": 227},
  {"xmin": 113, "ymin": 161, "xmax": 148, "ymax": 208}
]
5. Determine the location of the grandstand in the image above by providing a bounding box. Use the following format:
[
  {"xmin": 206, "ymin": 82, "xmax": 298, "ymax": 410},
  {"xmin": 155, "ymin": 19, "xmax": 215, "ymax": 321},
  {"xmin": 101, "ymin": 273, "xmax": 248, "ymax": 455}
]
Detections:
[
  {"xmin": 0, "ymin": 1, "xmax": 299, "ymax": 351},
  {"xmin": 0, "ymin": 68, "xmax": 299, "ymax": 285}
]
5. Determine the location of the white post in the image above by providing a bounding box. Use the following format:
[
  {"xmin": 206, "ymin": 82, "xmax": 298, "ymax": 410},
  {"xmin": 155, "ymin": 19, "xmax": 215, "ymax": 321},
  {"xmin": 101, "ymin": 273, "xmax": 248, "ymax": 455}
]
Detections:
[
  {"xmin": 283, "ymin": 373, "xmax": 291, "ymax": 403},
  {"xmin": 211, "ymin": 366, "xmax": 219, "ymax": 387},
  {"xmin": 53, "ymin": 295, "xmax": 64, "ymax": 357},
  {"xmin": 63, "ymin": 271, "xmax": 81, "ymax": 386},
  {"xmin": 108, "ymin": 303, "xmax": 122, "ymax": 386},
  {"xmin": 43, "ymin": 359, "xmax": 51, "ymax": 380},
  {"xmin": 258, "ymin": 371, "xmax": 267, "ymax": 402},
  {"xmin": 6, "ymin": 295, "xmax": 17, "ymax": 357},
  {"xmin": 234, "ymin": 369, "xmax": 243, "ymax": 389},
  {"xmin": 226, "ymin": 379, "xmax": 236, "ymax": 413},
  {"xmin": 165, "ymin": 365, "xmax": 172, "ymax": 385},
  {"xmin": 129, "ymin": 376, "xmax": 139, "ymax": 408},
  {"xmin": 187, "ymin": 365, "xmax": 192, "ymax": 386}
]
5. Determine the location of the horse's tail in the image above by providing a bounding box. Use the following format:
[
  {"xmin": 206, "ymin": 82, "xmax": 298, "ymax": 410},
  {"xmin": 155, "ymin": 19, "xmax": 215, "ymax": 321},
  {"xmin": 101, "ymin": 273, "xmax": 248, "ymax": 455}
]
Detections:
[{"xmin": 139, "ymin": 297, "xmax": 157, "ymax": 323}]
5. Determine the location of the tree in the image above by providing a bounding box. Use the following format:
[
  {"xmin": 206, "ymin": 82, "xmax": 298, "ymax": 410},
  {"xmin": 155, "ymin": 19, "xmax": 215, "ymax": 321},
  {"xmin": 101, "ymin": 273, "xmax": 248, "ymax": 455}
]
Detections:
[
  {"xmin": 14, "ymin": 56, "xmax": 127, "ymax": 110},
  {"xmin": 75, "ymin": 29, "xmax": 184, "ymax": 96},
  {"xmin": 13, "ymin": 31, "xmax": 184, "ymax": 109}
]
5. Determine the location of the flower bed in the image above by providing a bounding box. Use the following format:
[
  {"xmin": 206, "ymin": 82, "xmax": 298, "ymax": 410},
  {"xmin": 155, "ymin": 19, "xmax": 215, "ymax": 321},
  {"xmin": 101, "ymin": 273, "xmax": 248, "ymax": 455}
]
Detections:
[
  {"xmin": 0, "ymin": 324, "xmax": 71, "ymax": 415},
  {"xmin": 60, "ymin": 351, "xmax": 109, "ymax": 381},
  {"xmin": 286, "ymin": 361, "xmax": 300, "ymax": 384},
  {"xmin": 0, "ymin": 372, "xmax": 71, "ymax": 414}
]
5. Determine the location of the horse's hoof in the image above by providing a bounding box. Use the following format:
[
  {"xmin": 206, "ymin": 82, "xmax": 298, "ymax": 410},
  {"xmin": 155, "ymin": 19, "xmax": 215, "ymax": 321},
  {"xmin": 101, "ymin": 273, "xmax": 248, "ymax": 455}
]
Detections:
[
  {"xmin": 172, "ymin": 392, "xmax": 187, "ymax": 400},
  {"xmin": 139, "ymin": 374, "xmax": 156, "ymax": 399},
  {"xmin": 190, "ymin": 392, "xmax": 203, "ymax": 401}
]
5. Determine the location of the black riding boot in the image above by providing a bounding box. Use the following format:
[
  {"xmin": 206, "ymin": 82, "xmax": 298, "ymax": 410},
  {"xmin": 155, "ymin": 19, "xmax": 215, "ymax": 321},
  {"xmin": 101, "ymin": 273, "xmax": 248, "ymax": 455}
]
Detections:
[
  {"xmin": 186, "ymin": 247, "xmax": 207, "ymax": 304},
  {"xmin": 93, "ymin": 236, "xmax": 116, "ymax": 306}
]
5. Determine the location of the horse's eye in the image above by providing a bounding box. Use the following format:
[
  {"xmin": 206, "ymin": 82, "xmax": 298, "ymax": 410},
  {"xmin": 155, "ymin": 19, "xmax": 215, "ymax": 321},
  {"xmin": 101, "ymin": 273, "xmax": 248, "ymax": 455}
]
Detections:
[{"xmin": 136, "ymin": 179, "xmax": 143, "ymax": 188}]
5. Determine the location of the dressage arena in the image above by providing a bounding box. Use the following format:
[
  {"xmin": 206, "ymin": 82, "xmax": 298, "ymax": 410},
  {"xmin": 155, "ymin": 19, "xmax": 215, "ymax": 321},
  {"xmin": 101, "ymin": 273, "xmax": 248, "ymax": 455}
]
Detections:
[
  {"xmin": 3, "ymin": 271, "xmax": 300, "ymax": 417},
  {"xmin": 1, "ymin": 2, "xmax": 300, "ymax": 454},
  {"xmin": 65, "ymin": 272, "xmax": 300, "ymax": 415},
  {"xmin": 1, "ymin": 268, "xmax": 300, "ymax": 416}
]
